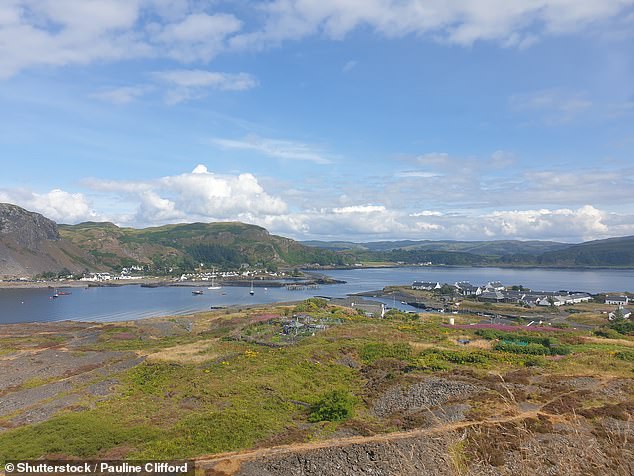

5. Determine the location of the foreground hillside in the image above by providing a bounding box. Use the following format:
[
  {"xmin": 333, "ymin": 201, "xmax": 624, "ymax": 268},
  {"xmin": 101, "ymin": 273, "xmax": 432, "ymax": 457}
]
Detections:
[{"xmin": 1, "ymin": 300, "xmax": 632, "ymax": 474}]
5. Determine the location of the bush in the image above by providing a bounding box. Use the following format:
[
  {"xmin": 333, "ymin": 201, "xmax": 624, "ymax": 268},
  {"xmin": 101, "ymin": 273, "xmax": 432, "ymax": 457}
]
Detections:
[
  {"xmin": 615, "ymin": 351, "xmax": 634, "ymax": 362},
  {"xmin": 414, "ymin": 349, "xmax": 493, "ymax": 370},
  {"xmin": 360, "ymin": 343, "xmax": 412, "ymax": 364},
  {"xmin": 608, "ymin": 320, "xmax": 634, "ymax": 335},
  {"xmin": 494, "ymin": 343, "xmax": 550, "ymax": 355},
  {"xmin": 294, "ymin": 298, "xmax": 328, "ymax": 313},
  {"xmin": 309, "ymin": 390, "xmax": 355, "ymax": 422},
  {"xmin": 594, "ymin": 328, "xmax": 623, "ymax": 339}
]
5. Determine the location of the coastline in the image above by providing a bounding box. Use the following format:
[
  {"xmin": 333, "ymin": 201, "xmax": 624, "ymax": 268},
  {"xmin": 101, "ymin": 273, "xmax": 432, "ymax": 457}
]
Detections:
[{"xmin": 2, "ymin": 263, "xmax": 633, "ymax": 290}]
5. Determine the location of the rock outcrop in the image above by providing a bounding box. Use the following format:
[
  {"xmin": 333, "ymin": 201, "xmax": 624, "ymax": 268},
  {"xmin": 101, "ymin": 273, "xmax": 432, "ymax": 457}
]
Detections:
[{"xmin": 0, "ymin": 203, "xmax": 98, "ymax": 278}]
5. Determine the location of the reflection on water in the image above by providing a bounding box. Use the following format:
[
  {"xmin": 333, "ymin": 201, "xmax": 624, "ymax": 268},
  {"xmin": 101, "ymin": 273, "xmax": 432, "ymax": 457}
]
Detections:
[{"xmin": 0, "ymin": 266, "xmax": 632, "ymax": 324}]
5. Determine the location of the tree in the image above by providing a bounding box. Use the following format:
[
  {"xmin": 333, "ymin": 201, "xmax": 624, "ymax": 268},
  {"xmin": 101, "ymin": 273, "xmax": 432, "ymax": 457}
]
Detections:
[{"xmin": 309, "ymin": 390, "xmax": 355, "ymax": 422}]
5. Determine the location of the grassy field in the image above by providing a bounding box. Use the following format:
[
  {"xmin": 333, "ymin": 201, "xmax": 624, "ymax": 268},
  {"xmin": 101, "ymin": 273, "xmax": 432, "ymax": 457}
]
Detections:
[{"xmin": 1, "ymin": 299, "xmax": 633, "ymax": 465}]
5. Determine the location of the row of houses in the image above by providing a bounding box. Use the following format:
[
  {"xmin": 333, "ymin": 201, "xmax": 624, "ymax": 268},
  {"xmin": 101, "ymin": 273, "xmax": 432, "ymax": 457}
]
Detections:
[
  {"xmin": 411, "ymin": 280, "xmax": 593, "ymax": 306},
  {"xmin": 412, "ymin": 281, "xmax": 505, "ymax": 295}
]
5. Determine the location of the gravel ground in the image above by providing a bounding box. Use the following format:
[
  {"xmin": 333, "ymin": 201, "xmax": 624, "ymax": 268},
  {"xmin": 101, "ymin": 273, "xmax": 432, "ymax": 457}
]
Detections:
[
  {"xmin": 373, "ymin": 378, "xmax": 481, "ymax": 418},
  {"xmin": 0, "ymin": 380, "xmax": 73, "ymax": 417},
  {"xmin": 235, "ymin": 434, "xmax": 458, "ymax": 476},
  {"xmin": 9, "ymin": 394, "xmax": 81, "ymax": 426},
  {"xmin": 0, "ymin": 349, "xmax": 129, "ymax": 391}
]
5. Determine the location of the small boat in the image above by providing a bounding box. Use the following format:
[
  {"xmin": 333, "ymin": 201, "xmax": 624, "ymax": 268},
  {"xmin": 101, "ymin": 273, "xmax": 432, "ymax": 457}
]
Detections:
[
  {"xmin": 192, "ymin": 290, "xmax": 204, "ymax": 295},
  {"xmin": 52, "ymin": 289, "xmax": 59, "ymax": 298},
  {"xmin": 249, "ymin": 280, "xmax": 255, "ymax": 296},
  {"xmin": 207, "ymin": 269, "xmax": 221, "ymax": 290},
  {"xmin": 58, "ymin": 291, "xmax": 72, "ymax": 296}
]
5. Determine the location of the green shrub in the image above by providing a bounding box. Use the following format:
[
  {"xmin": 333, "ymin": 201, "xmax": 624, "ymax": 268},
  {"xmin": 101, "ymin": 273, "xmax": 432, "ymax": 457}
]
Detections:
[
  {"xmin": 0, "ymin": 412, "xmax": 158, "ymax": 461},
  {"xmin": 309, "ymin": 390, "xmax": 355, "ymax": 422},
  {"xmin": 615, "ymin": 351, "xmax": 634, "ymax": 362},
  {"xmin": 594, "ymin": 328, "xmax": 623, "ymax": 339},
  {"xmin": 494, "ymin": 343, "xmax": 550, "ymax": 355},
  {"xmin": 294, "ymin": 298, "xmax": 328, "ymax": 313},
  {"xmin": 360, "ymin": 343, "xmax": 412, "ymax": 364},
  {"xmin": 414, "ymin": 349, "xmax": 492, "ymax": 370},
  {"xmin": 608, "ymin": 320, "xmax": 634, "ymax": 335}
]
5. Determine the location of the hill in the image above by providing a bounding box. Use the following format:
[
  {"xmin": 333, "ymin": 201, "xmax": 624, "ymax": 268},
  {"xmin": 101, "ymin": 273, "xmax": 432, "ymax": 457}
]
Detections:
[
  {"xmin": 304, "ymin": 236, "xmax": 634, "ymax": 268},
  {"xmin": 0, "ymin": 203, "xmax": 100, "ymax": 278},
  {"xmin": 59, "ymin": 221, "xmax": 349, "ymax": 274},
  {"xmin": 535, "ymin": 235, "xmax": 634, "ymax": 267},
  {"xmin": 303, "ymin": 239, "xmax": 569, "ymax": 256}
]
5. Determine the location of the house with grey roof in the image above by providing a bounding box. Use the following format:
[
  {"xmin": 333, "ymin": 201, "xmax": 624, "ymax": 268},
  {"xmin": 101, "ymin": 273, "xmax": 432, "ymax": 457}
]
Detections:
[
  {"xmin": 455, "ymin": 282, "xmax": 483, "ymax": 296},
  {"xmin": 606, "ymin": 296, "xmax": 629, "ymax": 305},
  {"xmin": 479, "ymin": 290, "xmax": 505, "ymax": 303},
  {"xmin": 485, "ymin": 281, "xmax": 505, "ymax": 291},
  {"xmin": 412, "ymin": 281, "xmax": 441, "ymax": 290}
]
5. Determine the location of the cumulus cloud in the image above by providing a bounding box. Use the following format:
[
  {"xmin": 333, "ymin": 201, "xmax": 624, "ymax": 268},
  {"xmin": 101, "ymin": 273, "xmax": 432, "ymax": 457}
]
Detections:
[
  {"xmin": 4, "ymin": 172, "xmax": 634, "ymax": 242},
  {"xmin": 229, "ymin": 0, "xmax": 633, "ymax": 51},
  {"xmin": 0, "ymin": 188, "xmax": 99, "ymax": 223},
  {"xmin": 212, "ymin": 135, "xmax": 333, "ymax": 164},
  {"xmin": 333, "ymin": 205, "xmax": 386, "ymax": 214},
  {"xmin": 85, "ymin": 164, "xmax": 287, "ymax": 225},
  {"xmin": 482, "ymin": 206, "xmax": 609, "ymax": 240},
  {"xmin": 2, "ymin": 1, "xmax": 632, "ymax": 77}
]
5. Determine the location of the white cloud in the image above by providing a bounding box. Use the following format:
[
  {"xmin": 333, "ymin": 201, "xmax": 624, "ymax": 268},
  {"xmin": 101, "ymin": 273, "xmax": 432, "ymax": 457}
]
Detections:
[
  {"xmin": 212, "ymin": 135, "xmax": 333, "ymax": 164},
  {"xmin": 482, "ymin": 206, "xmax": 609, "ymax": 239},
  {"xmin": 0, "ymin": 188, "xmax": 99, "ymax": 223},
  {"xmin": 91, "ymin": 86, "xmax": 151, "ymax": 104},
  {"xmin": 151, "ymin": 69, "xmax": 258, "ymax": 104},
  {"xmin": 153, "ymin": 13, "xmax": 243, "ymax": 62},
  {"xmin": 1, "ymin": 1, "xmax": 632, "ymax": 77},
  {"xmin": 510, "ymin": 89, "xmax": 593, "ymax": 123},
  {"xmin": 332, "ymin": 205, "xmax": 386, "ymax": 214},
  {"xmin": 4, "ymin": 173, "xmax": 634, "ymax": 242},
  {"xmin": 153, "ymin": 70, "xmax": 257, "ymax": 90},
  {"xmin": 409, "ymin": 210, "xmax": 442, "ymax": 217},
  {"xmin": 229, "ymin": 0, "xmax": 633, "ymax": 51},
  {"xmin": 85, "ymin": 164, "xmax": 287, "ymax": 225},
  {"xmin": 342, "ymin": 60, "xmax": 357, "ymax": 72}
]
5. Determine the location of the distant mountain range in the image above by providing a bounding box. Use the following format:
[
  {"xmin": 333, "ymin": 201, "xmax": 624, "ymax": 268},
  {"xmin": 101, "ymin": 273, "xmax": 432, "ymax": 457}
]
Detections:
[
  {"xmin": 303, "ymin": 236, "xmax": 634, "ymax": 268},
  {"xmin": 2, "ymin": 202, "xmax": 634, "ymax": 278}
]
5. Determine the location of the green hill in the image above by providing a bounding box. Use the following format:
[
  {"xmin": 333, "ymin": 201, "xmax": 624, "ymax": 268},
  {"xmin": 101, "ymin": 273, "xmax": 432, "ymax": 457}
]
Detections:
[
  {"xmin": 535, "ymin": 235, "xmax": 634, "ymax": 267},
  {"xmin": 59, "ymin": 221, "xmax": 349, "ymax": 273}
]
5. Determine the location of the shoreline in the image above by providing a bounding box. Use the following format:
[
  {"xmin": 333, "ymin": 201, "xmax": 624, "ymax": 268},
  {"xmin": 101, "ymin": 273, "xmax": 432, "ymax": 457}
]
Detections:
[
  {"xmin": 0, "ymin": 299, "xmax": 310, "ymax": 327},
  {"xmin": 0, "ymin": 275, "xmax": 346, "ymax": 291}
]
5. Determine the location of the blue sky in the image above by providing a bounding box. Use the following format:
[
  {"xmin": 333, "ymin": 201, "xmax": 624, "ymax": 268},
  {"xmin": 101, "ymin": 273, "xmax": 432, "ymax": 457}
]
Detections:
[{"xmin": 0, "ymin": 0, "xmax": 633, "ymax": 242}]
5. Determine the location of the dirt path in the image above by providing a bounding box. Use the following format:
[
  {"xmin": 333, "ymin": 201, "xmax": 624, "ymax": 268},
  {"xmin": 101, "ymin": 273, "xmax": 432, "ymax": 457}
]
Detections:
[
  {"xmin": 197, "ymin": 409, "xmax": 547, "ymax": 473},
  {"xmin": 196, "ymin": 376, "xmax": 615, "ymax": 475}
]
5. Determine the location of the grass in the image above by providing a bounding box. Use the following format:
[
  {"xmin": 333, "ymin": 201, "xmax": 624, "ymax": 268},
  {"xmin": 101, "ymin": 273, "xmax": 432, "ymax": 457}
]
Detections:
[
  {"xmin": 0, "ymin": 412, "xmax": 159, "ymax": 460},
  {"xmin": 1, "ymin": 301, "xmax": 633, "ymax": 462}
]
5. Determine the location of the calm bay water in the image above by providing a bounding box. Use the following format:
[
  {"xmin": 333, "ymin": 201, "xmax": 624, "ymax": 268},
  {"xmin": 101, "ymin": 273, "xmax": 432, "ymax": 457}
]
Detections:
[{"xmin": 0, "ymin": 267, "xmax": 632, "ymax": 324}]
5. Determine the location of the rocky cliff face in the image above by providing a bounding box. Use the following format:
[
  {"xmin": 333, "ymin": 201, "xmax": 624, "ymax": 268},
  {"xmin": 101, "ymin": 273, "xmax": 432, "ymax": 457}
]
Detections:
[
  {"xmin": 0, "ymin": 203, "xmax": 60, "ymax": 248},
  {"xmin": 0, "ymin": 203, "xmax": 98, "ymax": 278}
]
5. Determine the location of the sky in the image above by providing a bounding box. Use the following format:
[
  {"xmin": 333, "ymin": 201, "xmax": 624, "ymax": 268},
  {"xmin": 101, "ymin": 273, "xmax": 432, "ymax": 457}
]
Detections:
[{"xmin": 0, "ymin": 0, "xmax": 633, "ymax": 243}]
